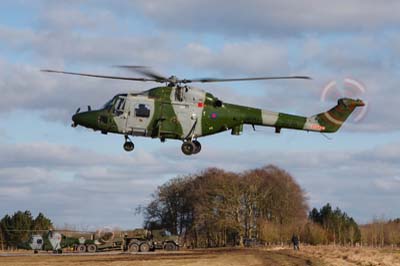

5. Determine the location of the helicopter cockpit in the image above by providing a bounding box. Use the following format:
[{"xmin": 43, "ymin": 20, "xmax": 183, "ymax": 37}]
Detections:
[{"xmin": 103, "ymin": 94, "xmax": 127, "ymax": 115}]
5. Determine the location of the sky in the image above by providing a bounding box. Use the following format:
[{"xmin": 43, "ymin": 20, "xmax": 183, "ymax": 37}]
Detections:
[{"xmin": 0, "ymin": 0, "xmax": 399, "ymax": 230}]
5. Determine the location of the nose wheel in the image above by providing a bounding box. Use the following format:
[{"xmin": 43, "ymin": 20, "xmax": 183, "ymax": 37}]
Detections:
[
  {"xmin": 123, "ymin": 136, "xmax": 134, "ymax": 152},
  {"xmin": 181, "ymin": 140, "xmax": 201, "ymax": 155}
]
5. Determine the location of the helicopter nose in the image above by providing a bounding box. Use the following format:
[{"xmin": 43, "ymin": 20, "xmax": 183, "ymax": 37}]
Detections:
[
  {"xmin": 71, "ymin": 111, "xmax": 98, "ymax": 129},
  {"xmin": 71, "ymin": 113, "xmax": 80, "ymax": 127},
  {"xmin": 72, "ymin": 112, "xmax": 84, "ymax": 127}
]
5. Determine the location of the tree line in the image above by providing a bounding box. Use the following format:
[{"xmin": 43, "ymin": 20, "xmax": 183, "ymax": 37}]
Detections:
[
  {"xmin": 0, "ymin": 210, "xmax": 53, "ymax": 250},
  {"xmin": 2, "ymin": 165, "xmax": 399, "ymax": 249},
  {"xmin": 140, "ymin": 165, "xmax": 399, "ymax": 247},
  {"xmin": 360, "ymin": 218, "xmax": 400, "ymax": 247},
  {"xmin": 306, "ymin": 203, "xmax": 361, "ymax": 245},
  {"xmin": 140, "ymin": 165, "xmax": 308, "ymax": 247}
]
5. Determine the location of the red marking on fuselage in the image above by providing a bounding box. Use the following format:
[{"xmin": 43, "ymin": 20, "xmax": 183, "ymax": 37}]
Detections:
[{"xmin": 310, "ymin": 124, "xmax": 325, "ymax": 131}]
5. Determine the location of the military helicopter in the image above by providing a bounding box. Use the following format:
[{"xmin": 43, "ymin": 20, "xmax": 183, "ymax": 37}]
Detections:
[{"xmin": 41, "ymin": 67, "xmax": 365, "ymax": 155}]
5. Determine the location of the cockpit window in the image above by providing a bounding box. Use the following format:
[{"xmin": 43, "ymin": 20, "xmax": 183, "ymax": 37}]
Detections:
[
  {"xmin": 103, "ymin": 93, "xmax": 128, "ymax": 111},
  {"xmin": 103, "ymin": 98, "xmax": 114, "ymax": 110},
  {"xmin": 135, "ymin": 104, "xmax": 150, "ymax": 118},
  {"xmin": 114, "ymin": 97, "xmax": 126, "ymax": 115},
  {"xmin": 115, "ymin": 98, "xmax": 126, "ymax": 111}
]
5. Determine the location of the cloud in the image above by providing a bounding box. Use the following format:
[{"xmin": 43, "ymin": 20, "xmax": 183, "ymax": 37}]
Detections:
[
  {"xmin": 0, "ymin": 186, "xmax": 31, "ymax": 198},
  {"xmin": 130, "ymin": 0, "xmax": 400, "ymax": 36},
  {"xmin": 184, "ymin": 41, "xmax": 290, "ymax": 75},
  {"xmin": 37, "ymin": 3, "xmax": 117, "ymax": 32},
  {"xmin": 0, "ymin": 167, "xmax": 51, "ymax": 185},
  {"xmin": 1, "ymin": 140, "xmax": 399, "ymax": 226},
  {"xmin": 0, "ymin": 128, "xmax": 8, "ymax": 139},
  {"xmin": 0, "ymin": 26, "xmax": 173, "ymax": 66},
  {"xmin": 0, "ymin": 141, "xmax": 170, "ymax": 227},
  {"xmin": 0, "ymin": 141, "xmax": 167, "ymax": 171},
  {"xmin": 373, "ymin": 176, "xmax": 400, "ymax": 192}
]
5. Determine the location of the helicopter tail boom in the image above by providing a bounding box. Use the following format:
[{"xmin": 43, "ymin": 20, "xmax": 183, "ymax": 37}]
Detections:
[{"xmin": 254, "ymin": 98, "xmax": 364, "ymax": 133}]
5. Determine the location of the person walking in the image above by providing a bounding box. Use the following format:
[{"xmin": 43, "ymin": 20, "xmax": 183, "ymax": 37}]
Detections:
[{"xmin": 291, "ymin": 234, "xmax": 300, "ymax": 251}]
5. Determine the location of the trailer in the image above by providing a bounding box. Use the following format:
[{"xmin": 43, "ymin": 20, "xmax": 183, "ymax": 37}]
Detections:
[{"xmin": 74, "ymin": 228, "xmax": 180, "ymax": 253}]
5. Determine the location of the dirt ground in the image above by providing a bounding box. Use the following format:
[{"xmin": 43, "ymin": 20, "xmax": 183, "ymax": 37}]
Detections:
[{"xmin": 0, "ymin": 246, "xmax": 399, "ymax": 266}]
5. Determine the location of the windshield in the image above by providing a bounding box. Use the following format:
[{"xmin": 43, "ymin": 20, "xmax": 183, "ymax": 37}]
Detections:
[
  {"xmin": 103, "ymin": 94, "xmax": 128, "ymax": 110},
  {"xmin": 102, "ymin": 98, "xmax": 115, "ymax": 109}
]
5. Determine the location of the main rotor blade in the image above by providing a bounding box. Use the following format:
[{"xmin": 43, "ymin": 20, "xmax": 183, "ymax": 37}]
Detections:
[
  {"xmin": 186, "ymin": 76, "xmax": 311, "ymax": 83},
  {"xmin": 114, "ymin": 65, "xmax": 167, "ymax": 82},
  {"xmin": 41, "ymin": 69, "xmax": 160, "ymax": 82}
]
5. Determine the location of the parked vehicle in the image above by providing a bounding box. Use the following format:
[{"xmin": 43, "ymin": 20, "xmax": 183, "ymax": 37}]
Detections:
[{"xmin": 74, "ymin": 228, "xmax": 180, "ymax": 253}]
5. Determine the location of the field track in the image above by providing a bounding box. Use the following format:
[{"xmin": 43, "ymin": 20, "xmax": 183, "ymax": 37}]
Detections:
[
  {"xmin": 0, "ymin": 248, "xmax": 320, "ymax": 266},
  {"xmin": 1, "ymin": 246, "xmax": 400, "ymax": 266}
]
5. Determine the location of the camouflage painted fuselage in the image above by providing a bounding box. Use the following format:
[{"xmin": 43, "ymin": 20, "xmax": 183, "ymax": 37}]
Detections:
[{"xmin": 72, "ymin": 86, "xmax": 365, "ymax": 141}]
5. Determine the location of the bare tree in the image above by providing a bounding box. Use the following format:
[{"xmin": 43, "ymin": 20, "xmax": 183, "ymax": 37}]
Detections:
[{"xmin": 141, "ymin": 165, "xmax": 309, "ymax": 247}]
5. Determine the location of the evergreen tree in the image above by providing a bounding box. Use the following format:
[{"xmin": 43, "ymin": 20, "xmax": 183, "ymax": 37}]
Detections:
[
  {"xmin": 32, "ymin": 213, "xmax": 53, "ymax": 232},
  {"xmin": 0, "ymin": 211, "xmax": 53, "ymax": 248},
  {"xmin": 309, "ymin": 203, "xmax": 361, "ymax": 245}
]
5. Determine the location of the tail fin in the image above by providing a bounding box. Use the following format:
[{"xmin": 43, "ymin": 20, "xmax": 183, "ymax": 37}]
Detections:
[{"xmin": 308, "ymin": 98, "xmax": 365, "ymax": 133}]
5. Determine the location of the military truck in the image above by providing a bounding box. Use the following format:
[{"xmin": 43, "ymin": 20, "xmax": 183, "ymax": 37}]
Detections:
[
  {"xmin": 151, "ymin": 229, "xmax": 180, "ymax": 251},
  {"xmin": 74, "ymin": 228, "xmax": 180, "ymax": 253}
]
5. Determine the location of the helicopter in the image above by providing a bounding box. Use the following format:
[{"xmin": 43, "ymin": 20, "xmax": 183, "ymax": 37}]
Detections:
[{"xmin": 41, "ymin": 67, "xmax": 365, "ymax": 155}]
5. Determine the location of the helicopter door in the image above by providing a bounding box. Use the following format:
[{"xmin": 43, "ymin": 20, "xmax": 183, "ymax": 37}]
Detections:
[
  {"xmin": 112, "ymin": 96, "xmax": 128, "ymax": 132},
  {"xmin": 170, "ymin": 103, "xmax": 192, "ymax": 137},
  {"xmin": 126, "ymin": 98, "xmax": 154, "ymax": 136}
]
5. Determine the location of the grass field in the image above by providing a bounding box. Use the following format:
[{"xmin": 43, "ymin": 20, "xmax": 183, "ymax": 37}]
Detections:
[
  {"xmin": 0, "ymin": 246, "xmax": 399, "ymax": 266},
  {"xmin": 303, "ymin": 246, "xmax": 400, "ymax": 266}
]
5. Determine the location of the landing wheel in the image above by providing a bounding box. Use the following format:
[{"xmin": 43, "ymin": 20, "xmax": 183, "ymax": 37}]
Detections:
[
  {"xmin": 123, "ymin": 142, "xmax": 134, "ymax": 152},
  {"xmin": 181, "ymin": 141, "xmax": 196, "ymax": 155},
  {"xmin": 192, "ymin": 140, "xmax": 201, "ymax": 154},
  {"xmin": 123, "ymin": 136, "xmax": 134, "ymax": 152}
]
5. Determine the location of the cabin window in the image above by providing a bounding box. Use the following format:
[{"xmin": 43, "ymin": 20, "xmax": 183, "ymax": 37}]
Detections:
[{"xmin": 135, "ymin": 104, "xmax": 150, "ymax": 118}]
